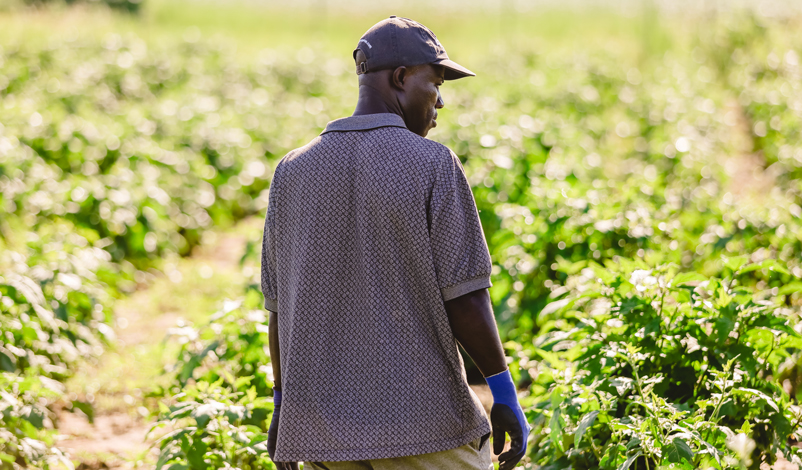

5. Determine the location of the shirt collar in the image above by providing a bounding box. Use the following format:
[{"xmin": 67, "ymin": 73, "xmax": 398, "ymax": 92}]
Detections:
[{"xmin": 321, "ymin": 113, "xmax": 407, "ymax": 134}]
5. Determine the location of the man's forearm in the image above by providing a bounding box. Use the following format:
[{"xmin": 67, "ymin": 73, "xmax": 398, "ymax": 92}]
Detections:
[
  {"xmin": 268, "ymin": 310, "xmax": 283, "ymax": 391},
  {"xmin": 443, "ymin": 288, "xmax": 507, "ymax": 377}
]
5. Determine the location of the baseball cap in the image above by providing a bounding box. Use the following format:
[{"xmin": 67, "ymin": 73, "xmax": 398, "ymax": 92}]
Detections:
[{"xmin": 353, "ymin": 16, "xmax": 475, "ymax": 81}]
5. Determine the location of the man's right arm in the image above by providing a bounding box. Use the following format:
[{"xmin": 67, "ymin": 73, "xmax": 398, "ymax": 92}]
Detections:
[
  {"xmin": 443, "ymin": 288, "xmax": 506, "ymax": 377},
  {"xmin": 444, "ymin": 288, "xmax": 531, "ymax": 470}
]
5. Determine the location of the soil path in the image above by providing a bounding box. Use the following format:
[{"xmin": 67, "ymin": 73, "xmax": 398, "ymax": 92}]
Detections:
[
  {"xmin": 56, "ymin": 219, "xmax": 261, "ymax": 469},
  {"xmin": 715, "ymin": 99, "xmax": 800, "ymax": 470},
  {"xmin": 723, "ymin": 98, "xmax": 776, "ymax": 201}
]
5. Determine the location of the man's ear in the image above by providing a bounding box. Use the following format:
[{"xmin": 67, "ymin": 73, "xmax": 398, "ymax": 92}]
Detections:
[{"xmin": 391, "ymin": 66, "xmax": 408, "ymax": 90}]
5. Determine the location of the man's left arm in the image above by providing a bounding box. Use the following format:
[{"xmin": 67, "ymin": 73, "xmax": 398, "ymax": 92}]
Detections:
[
  {"xmin": 266, "ymin": 310, "xmax": 298, "ymax": 470},
  {"xmin": 261, "ymin": 165, "xmax": 298, "ymax": 470}
]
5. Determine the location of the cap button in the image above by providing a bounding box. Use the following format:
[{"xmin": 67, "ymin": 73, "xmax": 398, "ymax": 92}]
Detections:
[{"xmin": 389, "ymin": 15, "xmax": 396, "ymax": 18}]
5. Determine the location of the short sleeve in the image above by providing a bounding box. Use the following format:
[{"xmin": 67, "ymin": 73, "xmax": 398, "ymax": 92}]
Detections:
[
  {"xmin": 428, "ymin": 150, "xmax": 493, "ymax": 302},
  {"xmin": 261, "ymin": 168, "xmax": 280, "ymax": 313}
]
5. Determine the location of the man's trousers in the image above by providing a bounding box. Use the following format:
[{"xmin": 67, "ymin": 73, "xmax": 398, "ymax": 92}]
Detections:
[{"xmin": 303, "ymin": 434, "xmax": 493, "ymax": 470}]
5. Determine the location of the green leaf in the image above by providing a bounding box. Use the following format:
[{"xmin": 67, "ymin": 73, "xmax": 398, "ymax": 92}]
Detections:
[
  {"xmin": 22, "ymin": 405, "xmax": 46, "ymax": 429},
  {"xmin": 617, "ymin": 450, "xmax": 642, "ymax": 470},
  {"xmin": 536, "ymin": 348, "xmax": 567, "ymax": 369},
  {"xmin": 155, "ymin": 443, "xmax": 183, "ymax": 470},
  {"xmin": 540, "ymin": 298, "xmax": 573, "ymax": 317},
  {"xmin": 156, "ymin": 428, "xmax": 196, "ymax": 447},
  {"xmin": 71, "ymin": 400, "xmax": 95, "ymax": 424},
  {"xmin": 590, "ymin": 263, "xmax": 617, "ymax": 285},
  {"xmin": 179, "ymin": 341, "xmax": 219, "ymax": 383},
  {"xmin": 738, "ymin": 259, "xmax": 789, "ymax": 275},
  {"xmin": 740, "ymin": 421, "xmax": 753, "ymax": 435},
  {"xmin": 252, "ymin": 439, "xmax": 270, "ymax": 453},
  {"xmin": 234, "ymin": 376, "xmax": 253, "ymax": 390},
  {"xmin": 778, "ymin": 282, "xmax": 802, "ymax": 296},
  {"xmin": 736, "ymin": 388, "xmax": 780, "ymax": 412},
  {"xmin": 191, "ymin": 402, "xmax": 223, "ymax": 429},
  {"xmin": 725, "ymin": 256, "xmax": 749, "ymax": 272},
  {"xmin": 186, "ymin": 439, "xmax": 208, "ymax": 469},
  {"xmin": 574, "ymin": 410, "xmax": 599, "ymax": 447},
  {"xmin": 656, "ymin": 463, "xmax": 694, "ymax": 470},
  {"xmin": 672, "ymin": 272, "xmax": 707, "ymax": 286},
  {"xmin": 664, "ymin": 437, "xmax": 694, "ymax": 464},
  {"xmin": 549, "ymin": 408, "xmax": 564, "ymax": 452},
  {"xmin": 648, "ymin": 419, "xmax": 664, "ymax": 446},
  {"xmin": 169, "ymin": 402, "xmax": 196, "ymax": 419}
]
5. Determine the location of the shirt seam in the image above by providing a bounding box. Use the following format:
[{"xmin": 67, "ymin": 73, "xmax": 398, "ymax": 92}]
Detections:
[
  {"xmin": 320, "ymin": 124, "xmax": 406, "ymax": 135},
  {"xmin": 441, "ymin": 272, "xmax": 491, "ymax": 289},
  {"xmin": 320, "ymin": 114, "xmax": 408, "ymax": 134},
  {"xmin": 440, "ymin": 274, "xmax": 492, "ymax": 301}
]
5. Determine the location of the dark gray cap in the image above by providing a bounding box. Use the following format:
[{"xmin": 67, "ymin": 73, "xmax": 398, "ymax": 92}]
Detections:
[{"xmin": 353, "ymin": 16, "xmax": 475, "ymax": 81}]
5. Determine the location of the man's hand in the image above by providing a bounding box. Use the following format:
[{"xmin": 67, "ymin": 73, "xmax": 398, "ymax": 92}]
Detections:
[
  {"xmin": 491, "ymin": 402, "xmax": 530, "ymax": 470},
  {"xmin": 486, "ymin": 369, "xmax": 531, "ymax": 470},
  {"xmin": 267, "ymin": 389, "xmax": 299, "ymax": 470}
]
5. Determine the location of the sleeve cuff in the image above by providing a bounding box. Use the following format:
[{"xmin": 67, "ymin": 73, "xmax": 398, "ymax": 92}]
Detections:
[
  {"xmin": 441, "ymin": 275, "xmax": 492, "ymax": 302},
  {"xmin": 264, "ymin": 296, "xmax": 278, "ymax": 312}
]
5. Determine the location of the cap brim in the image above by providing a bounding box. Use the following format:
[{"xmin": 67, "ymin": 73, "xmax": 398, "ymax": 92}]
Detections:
[{"xmin": 435, "ymin": 58, "xmax": 475, "ymax": 80}]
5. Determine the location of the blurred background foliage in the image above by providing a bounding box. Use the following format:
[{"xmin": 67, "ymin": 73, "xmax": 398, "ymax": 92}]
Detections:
[{"xmin": 1, "ymin": 0, "xmax": 802, "ymax": 468}]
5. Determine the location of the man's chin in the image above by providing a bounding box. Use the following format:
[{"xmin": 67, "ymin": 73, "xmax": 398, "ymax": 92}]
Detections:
[{"xmin": 422, "ymin": 120, "xmax": 436, "ymax": 137}]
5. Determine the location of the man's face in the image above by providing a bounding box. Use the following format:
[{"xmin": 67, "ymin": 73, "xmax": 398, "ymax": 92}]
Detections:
[{"xmin": 399, "ymin": 64, "xmax": 445, "ymax": 137}]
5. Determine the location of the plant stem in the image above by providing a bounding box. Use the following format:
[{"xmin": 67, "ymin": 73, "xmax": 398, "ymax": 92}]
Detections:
[
  {"xmin": 589, "ymin": 437, "xmax": 603, "ymax": 461},
  {"xmin": 624, "ymin": 354, "xmax": 666, "ymax": 460},
  {"xmin": 656, "ymin": 287, "xmax": 667, "ymax": 350}
]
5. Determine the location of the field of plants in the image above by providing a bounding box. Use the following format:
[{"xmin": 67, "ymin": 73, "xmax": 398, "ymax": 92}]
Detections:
[{"xmin": 1, "ymin": 2, "xmax": 802, "ymax": 469}]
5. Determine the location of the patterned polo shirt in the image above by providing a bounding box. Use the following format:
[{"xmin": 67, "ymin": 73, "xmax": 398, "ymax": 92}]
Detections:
[{"xmin": 260, "ymin": 113, "xmax": 493, "ymax": 462}]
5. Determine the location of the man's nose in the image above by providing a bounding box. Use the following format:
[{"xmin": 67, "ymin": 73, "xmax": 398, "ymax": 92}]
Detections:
[{"xmin": 436, "ymin": 90, "xmax": 445, "ymax": 109}]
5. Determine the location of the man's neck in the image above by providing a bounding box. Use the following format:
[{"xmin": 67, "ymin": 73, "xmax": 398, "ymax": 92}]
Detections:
[{"xmin": 352, "ymin": 84, "xmax": 404, "ymax": 119}]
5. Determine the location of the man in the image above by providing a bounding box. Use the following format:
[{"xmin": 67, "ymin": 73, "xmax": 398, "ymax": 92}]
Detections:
[{"xmin": 261, "ymin": 16, "xmax": 531, "ymax": 470}]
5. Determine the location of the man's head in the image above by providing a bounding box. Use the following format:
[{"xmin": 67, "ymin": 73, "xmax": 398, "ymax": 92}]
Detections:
[{"xmin": 352, "ymin": 16, "xmax": 474, "ymax": 137}]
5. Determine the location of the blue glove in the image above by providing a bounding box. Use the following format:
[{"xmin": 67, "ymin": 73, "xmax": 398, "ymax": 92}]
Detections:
[
  {"xmin": 267, "ymin": 389, "xmax": 282, "ymax": 460},
  {"xmin": 486, "ymin": 369, "xmax": 531, "ymax": 470}
]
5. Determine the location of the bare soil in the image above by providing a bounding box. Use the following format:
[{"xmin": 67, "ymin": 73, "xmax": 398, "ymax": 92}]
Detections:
[
  {"xmin": 56, "ymin": 220, "xmax": 259, "ymax": 468},
  {"xmin": 723, "ymin": 98, "xmax": 776, "ymax": 202},
  {"xmin": 57, "ymin": 412, "xmax": 155, "ymax": 468}
]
